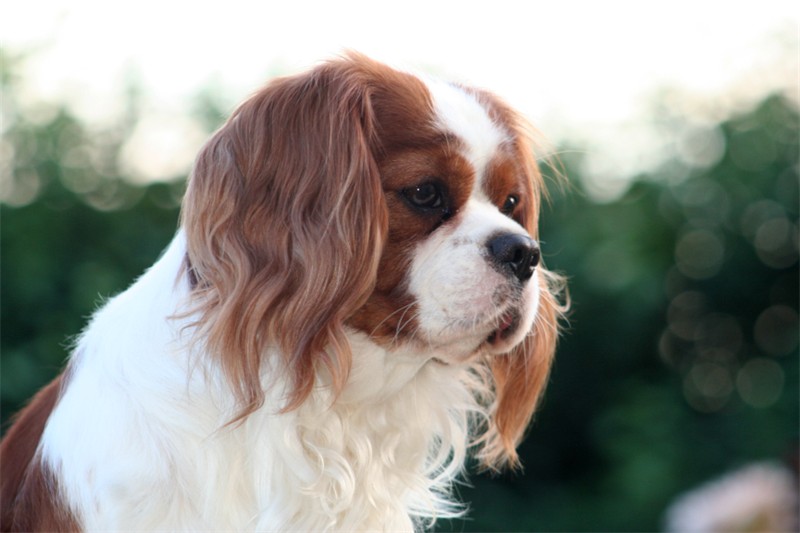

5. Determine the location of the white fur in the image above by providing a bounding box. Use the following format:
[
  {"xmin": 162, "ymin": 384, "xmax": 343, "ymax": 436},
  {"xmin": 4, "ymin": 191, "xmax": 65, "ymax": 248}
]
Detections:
[{"xmin": 39, "ymin": 233, "xmax": 489, "ymax": 530}]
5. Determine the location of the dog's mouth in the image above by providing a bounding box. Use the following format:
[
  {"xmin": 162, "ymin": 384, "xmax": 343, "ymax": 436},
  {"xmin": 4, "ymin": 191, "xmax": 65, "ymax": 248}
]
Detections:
[
  {"xmin": 427, "ymin": 308, "xmax": 524, "ymax": 366},
  {"xmin": 485, "ymin": 309, "xmax": 520, "ymax": 346}
]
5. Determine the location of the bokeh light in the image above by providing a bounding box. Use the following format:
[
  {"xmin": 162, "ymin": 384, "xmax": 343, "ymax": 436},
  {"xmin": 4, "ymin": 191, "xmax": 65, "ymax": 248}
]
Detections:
[
  {"xmin": 736, "ymin": 358, "xmax": 786, "ymax": 408},
  {"xmin": 754, "ymin": 305, "xmax": 799, "ymax": 356},
  {"xmin": 675, "ymin": 229, "xmax": 725, "ymax": 280}
]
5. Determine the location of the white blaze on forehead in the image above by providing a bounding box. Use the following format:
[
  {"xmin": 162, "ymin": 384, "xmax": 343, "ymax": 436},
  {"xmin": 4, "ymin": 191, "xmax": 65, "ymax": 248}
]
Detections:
[{"xmin": 424, "ymin": 79, "xmax": 508, "ymax": 197}]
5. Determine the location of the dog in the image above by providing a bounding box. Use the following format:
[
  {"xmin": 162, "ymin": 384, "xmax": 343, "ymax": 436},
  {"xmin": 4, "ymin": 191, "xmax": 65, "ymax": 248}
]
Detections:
[{"xmin": 1, "ymin": 53, "xmax": 564, "ymax": 531}]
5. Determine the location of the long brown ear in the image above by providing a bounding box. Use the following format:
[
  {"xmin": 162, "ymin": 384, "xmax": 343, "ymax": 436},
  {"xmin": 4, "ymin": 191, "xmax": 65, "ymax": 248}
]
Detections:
[
  {"xmin": 181, "ymin": 56, "xmax": 387, "ymax": 417},
  {"xmin": 480, "ymin": 270, "xmax": 564, "ymax": 470},
  {"xmin": 477, "ymin": 109, "xmax": 567, "ymax": 470}
]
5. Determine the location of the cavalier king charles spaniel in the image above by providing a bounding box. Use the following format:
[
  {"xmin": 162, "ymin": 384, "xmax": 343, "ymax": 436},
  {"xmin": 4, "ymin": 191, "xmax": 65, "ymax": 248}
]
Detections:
[{"xmin": 1, "ymin": 53, "xmax": 564, "ymax": 531}]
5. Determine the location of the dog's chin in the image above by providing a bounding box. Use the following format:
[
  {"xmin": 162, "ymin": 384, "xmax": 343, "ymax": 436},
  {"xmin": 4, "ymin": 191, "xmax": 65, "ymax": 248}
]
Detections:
[{"xmin": 419, "ymin": 302, "xmax": 537, "ymax": 365}]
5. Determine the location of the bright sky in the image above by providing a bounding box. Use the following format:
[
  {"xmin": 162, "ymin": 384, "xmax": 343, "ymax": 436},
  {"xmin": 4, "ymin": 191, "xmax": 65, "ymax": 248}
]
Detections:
[{"xmin": 3, "ymin": 0, "xmax": 798, "ymax": 196}]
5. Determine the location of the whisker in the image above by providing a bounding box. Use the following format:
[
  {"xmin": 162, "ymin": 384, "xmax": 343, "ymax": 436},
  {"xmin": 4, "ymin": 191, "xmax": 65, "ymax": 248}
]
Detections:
[
  {"xmin": 392, "ymin": 306, "xmax": 419, "ymax": 346},
  {"xmin": 369, "ymin": 301, "xmax": 416, "ymax": 338}
]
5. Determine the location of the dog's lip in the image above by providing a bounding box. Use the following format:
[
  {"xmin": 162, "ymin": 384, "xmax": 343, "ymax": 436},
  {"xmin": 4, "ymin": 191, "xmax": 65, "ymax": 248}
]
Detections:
[{"xmin": 485, "ymin": 309, "xmax": 520, "ymax": 346}]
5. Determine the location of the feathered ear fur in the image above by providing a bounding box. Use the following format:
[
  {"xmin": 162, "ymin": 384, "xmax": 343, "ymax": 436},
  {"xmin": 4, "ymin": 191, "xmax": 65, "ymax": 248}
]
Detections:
[
  {"xmin": 476, "ymin": 106, "xmax": 567, "ymax": 470},
  {"xmin": 181, "ymin": 57, "xmax": 387, "ymax": 417}
]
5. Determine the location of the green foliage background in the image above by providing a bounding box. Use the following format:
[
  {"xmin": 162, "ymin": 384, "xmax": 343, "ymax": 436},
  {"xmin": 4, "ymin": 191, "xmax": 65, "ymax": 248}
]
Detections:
[{"xmin": 1, "ymin": 53, "xmax": 797, "ymax": 530}]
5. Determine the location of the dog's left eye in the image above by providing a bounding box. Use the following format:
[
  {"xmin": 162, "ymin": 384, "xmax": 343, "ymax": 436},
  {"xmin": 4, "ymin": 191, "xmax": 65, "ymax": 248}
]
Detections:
[
  {"xmin": 501, "ymin": 195, "xmax": 518, "ymax": 216},
  {"xmin": 403, "ymin": 182, "xmax": 445, "ymax": 210}
]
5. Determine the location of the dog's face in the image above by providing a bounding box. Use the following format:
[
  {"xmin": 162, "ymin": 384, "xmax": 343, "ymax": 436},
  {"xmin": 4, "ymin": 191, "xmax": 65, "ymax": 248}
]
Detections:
[
  {"xmin": 349, "ymin": 78, "xmax": 544, "ymax": 363},
  {"xmin": 182, "ymin": 53, "xmax": 561, "ymax": 467}
]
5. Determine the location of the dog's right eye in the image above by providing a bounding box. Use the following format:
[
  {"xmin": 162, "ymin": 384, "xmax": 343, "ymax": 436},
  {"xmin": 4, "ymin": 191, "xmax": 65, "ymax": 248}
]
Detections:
[
  {"xmin": 501, "ymin": 195, "xmax": 519, "ymax": 216},
  {"xmin": 403, "ymin": 182, "xmax": 444, "ymax": 210}
]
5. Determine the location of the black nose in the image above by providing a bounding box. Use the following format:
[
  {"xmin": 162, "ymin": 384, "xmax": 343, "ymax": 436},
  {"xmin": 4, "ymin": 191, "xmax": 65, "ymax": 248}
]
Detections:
[{"xmin": 487, "ymin": 233, "xmax": 540, "ymax": 282}]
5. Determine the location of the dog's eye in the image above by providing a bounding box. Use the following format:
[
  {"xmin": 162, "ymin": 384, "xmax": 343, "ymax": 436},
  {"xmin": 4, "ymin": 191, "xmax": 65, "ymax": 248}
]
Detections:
[
  {"xmin": 501, "ymin": 195, "xmax": 519, "ymax": 216},
  {"xmin": 403, "ymin": 182, "xmax": 444, "ymax": 210}
]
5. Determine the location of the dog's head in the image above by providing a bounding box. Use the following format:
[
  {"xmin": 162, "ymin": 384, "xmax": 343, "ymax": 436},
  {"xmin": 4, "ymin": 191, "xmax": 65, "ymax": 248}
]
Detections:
[{"xmin": 182, "ymin": 53, "xmax": 563, "ymax": 468}]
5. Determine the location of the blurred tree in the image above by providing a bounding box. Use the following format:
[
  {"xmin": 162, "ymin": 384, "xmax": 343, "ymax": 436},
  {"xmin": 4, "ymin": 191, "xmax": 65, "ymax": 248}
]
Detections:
[
  {"xmin": 1, "ymin": 50, "xmax": 185, "ymax": 421},
  {"xmin": 1, "ymin": 49, "xmax": 797, "ymax": 531}
]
